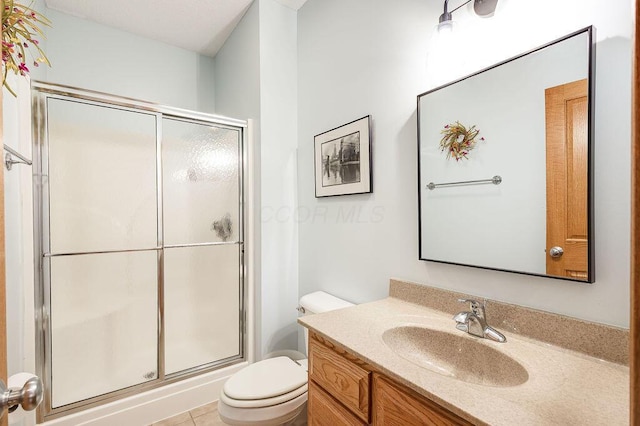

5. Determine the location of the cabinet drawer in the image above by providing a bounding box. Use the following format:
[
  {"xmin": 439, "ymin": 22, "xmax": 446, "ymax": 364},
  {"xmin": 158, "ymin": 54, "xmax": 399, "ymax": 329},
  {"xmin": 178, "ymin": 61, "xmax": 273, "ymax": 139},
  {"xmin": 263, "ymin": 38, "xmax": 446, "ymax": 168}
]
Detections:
[
  {"xmin": 308, "ymin": 380, "xmax": 367, "ymax": 426},
  {"xmin": 309, "ymin": 337, "xmax": 371, "ymax": 422},
  {"xmin": 372, "ymin": 374, "xmax": 473, "ymax": 426}
]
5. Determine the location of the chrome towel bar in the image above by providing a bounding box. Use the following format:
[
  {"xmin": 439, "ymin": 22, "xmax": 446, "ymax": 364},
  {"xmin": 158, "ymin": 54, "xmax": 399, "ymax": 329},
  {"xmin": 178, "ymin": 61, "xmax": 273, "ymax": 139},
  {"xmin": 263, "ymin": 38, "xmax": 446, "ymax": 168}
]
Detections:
[
  {"xmin": 3, "ymin": 144, "xmax": 32, "ymax": 171},
  {"xmin": 426, "ymin": 175, "xmax": 502, "ymax": 190}
]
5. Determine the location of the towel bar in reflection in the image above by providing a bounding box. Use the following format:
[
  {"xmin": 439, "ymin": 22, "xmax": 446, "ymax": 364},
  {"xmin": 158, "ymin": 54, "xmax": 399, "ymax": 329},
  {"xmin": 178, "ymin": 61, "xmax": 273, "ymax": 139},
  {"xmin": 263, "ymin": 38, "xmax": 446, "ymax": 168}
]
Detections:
[
  {"xmin": 3, "ymin": 144, "xmax": 32, "ymax": 171},
  {"xmin": 426, "ymin": 175, "xmax": 502, "ymax": 190}
]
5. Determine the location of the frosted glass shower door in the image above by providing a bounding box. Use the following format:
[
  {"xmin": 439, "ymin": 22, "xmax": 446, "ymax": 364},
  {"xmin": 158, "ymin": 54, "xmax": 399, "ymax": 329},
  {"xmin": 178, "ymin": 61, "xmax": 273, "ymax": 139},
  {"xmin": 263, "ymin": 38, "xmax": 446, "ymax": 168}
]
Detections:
[
  {"xmin": 45, "ymin": 99, "xmax": 159, "ymax": 407},
  {"xmin": 47, "ymin": 99, "xmax": 158, "ymax": 253},
  {"xmin": 36, "ymin": 83, "xmax": 246, "ymax": 419},
  {"xmin": 49, "ymin": 252, "xmax": 158, "ymax": 407},
  {"xmin": 162, "ymin": 118, "xmax": 242, "ymax": 374},
  {"xmin": 164, "ymin": 246, "xmax": 240, "ymax": 373}
]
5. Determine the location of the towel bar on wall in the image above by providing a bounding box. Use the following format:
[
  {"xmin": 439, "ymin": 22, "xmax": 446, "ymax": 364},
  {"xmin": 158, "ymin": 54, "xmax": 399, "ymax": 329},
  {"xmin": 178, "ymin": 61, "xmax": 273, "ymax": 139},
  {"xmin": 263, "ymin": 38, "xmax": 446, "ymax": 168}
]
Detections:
[
  {"xmin": 3, "ymin": 144, "xmax": 32, "ymax": 171},
  {"xmin": 426, "ymin": 175, "xmax": 502, "ymax": 190}
]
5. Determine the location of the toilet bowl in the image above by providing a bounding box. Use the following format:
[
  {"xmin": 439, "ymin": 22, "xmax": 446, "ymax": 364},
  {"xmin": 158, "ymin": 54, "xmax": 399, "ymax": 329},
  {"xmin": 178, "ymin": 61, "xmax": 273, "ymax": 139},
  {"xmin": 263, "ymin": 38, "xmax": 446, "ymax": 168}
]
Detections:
[
  {"xmin": 218, "ymin": 356, "xmax": 309, "ymax": 426},
  {"xmin": 217, "ymin": 291, "xmax": 353, "ymax": 425}
]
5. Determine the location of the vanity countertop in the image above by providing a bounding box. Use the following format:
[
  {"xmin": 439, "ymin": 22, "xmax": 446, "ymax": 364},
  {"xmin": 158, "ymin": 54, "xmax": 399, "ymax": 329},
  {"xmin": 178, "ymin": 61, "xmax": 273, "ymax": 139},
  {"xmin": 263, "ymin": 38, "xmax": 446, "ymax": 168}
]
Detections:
[{"xmin": 298, "ymin": 296, "xmax": 629, "ymax": 426}]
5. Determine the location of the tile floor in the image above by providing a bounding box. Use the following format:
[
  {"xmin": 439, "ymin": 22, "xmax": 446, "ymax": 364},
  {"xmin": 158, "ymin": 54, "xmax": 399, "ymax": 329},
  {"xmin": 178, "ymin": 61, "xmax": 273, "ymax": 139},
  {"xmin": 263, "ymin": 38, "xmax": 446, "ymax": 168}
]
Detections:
[{"xmin": 150, "ymin": 401, "xmax": 228, "ymax": 426}]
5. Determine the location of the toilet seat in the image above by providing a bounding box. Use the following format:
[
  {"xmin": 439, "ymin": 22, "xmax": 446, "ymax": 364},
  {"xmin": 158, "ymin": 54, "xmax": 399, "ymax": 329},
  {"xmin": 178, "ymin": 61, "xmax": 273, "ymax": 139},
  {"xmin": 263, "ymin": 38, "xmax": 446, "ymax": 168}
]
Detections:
[
  {"xmin": 221, "ymin": 383, "xmax": 307, "ymax": 409},
  {"xmin": 221, "ymin": 356, "xmax": 308, "ymax": 409}
]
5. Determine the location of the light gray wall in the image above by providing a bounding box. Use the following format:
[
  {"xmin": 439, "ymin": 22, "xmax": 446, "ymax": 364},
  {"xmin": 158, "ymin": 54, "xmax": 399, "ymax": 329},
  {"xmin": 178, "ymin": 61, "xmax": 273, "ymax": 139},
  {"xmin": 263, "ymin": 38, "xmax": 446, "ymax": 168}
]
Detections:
[
  {"xmin": 215, "ymin": 0, "xmax": 298, "ymax": 358},
  {"xmin": 257, "ymin": 0, "xmax": 299, "ymax": 356},
  {"xmin": 213, "ymin": 0, "xmax": 263, "ymax": 356},
  {"xmin": 32, "ymin": 5, "xmax": 215, "ymax": 112},
  {"xmin": 297, "ymin": 0, "xmax": 631, "ymax": 328},
  {"xmin": 214, "ymin": 2, "xmax": 261, "ymax": 121},
  {"xmin": 3, "ymin": 76, "xmax": 35, "ymax": 388}
]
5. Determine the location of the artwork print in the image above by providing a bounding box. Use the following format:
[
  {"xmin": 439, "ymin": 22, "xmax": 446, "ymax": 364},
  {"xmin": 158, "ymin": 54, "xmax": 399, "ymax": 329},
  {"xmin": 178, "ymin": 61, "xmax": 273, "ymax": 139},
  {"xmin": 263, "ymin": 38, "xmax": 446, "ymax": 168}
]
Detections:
[
  {"xmin": 314, "ymin": 116, "xmax": 372, "ymax": 197},
  {"xmin": 321, "ymin": 131, "xmax": 361, "ymax": 186}
]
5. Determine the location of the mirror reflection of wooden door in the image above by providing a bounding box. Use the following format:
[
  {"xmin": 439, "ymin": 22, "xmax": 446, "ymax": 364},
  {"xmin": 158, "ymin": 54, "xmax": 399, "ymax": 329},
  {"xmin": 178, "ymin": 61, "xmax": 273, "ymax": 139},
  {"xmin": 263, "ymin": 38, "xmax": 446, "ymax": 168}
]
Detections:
[{"xmin": 545, "ymin": 78, "xmax": 589, "ymax": 279}]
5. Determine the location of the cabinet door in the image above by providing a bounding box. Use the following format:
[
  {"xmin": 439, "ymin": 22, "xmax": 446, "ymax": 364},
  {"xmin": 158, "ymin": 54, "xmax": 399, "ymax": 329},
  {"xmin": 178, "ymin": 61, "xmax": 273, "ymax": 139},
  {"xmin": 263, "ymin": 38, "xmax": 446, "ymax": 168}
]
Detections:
[
  {"xmin": 308, "ymin": 337, "xmax": 370, "ymax": 422},
  {"xmin": 372, "ymin": 374, "xmax": 472, "ymax": 426},
  {"xmin": 309, "ymin": 380, "xmax": 367, "ymax": 426}
]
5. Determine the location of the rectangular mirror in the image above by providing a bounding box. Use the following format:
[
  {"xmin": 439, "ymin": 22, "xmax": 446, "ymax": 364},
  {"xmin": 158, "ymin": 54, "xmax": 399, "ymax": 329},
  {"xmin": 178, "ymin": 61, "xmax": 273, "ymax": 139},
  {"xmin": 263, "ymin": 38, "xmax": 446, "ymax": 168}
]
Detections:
[{"xmin": 417, "ymin": 27, "xmax": 594, "ymax": 282}]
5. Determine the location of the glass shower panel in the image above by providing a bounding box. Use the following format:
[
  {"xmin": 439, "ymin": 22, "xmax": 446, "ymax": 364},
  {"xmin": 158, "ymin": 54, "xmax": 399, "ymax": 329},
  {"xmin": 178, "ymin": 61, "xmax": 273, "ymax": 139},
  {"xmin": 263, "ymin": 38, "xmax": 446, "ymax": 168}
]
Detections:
[
  {"xmin": 162, "ymin": 119, "xmax": 240, "ymax": 245},
  {"xmin": 47, "ymin": 99, "xmax": 157, "ymax": 254},
  {"xmin": 49, "ymin": 251, "xmax": 158, "ymax": 408},
  {"xmin": 34, "ymin": 83, "xmax": 246, "ymax": 420},
  {"xmin": 164, "ymin": 245, "xmax": 241, "ymax": 375}
]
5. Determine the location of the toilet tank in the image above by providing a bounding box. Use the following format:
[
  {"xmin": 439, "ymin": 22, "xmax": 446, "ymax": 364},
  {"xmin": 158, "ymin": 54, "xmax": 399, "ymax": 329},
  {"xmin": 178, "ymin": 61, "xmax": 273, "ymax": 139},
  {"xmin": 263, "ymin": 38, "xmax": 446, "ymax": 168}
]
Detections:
[{"xmin": 299, "ymin": 291, "xmax": 354, "ymax": 354}]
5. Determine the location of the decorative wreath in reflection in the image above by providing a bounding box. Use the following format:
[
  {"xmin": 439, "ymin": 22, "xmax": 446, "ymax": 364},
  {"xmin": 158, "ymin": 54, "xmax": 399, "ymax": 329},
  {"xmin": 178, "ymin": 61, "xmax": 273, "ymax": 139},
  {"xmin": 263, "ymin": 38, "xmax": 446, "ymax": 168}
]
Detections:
[{"xmin": 439, "ymin": 122, "xmax": 484, "ymax": 161}]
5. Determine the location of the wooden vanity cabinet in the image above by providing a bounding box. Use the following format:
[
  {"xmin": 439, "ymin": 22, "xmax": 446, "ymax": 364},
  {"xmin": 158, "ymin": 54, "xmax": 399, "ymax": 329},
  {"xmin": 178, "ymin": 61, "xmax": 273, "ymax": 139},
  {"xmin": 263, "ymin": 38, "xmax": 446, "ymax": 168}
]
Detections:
[
  {"xmin": 307, "ymin": 332, "xmax": 473, "ymax": 426},
  {"xmin": 308, "ymin": 334, "xmax": 370, "ymax": 424},
  {"xmin": 372, "ymin": 374, "xmax": 473, "ymax": 426},
  {"xmin": 308, "ymin": 380, "xmax": 367, "ymax": 426}
]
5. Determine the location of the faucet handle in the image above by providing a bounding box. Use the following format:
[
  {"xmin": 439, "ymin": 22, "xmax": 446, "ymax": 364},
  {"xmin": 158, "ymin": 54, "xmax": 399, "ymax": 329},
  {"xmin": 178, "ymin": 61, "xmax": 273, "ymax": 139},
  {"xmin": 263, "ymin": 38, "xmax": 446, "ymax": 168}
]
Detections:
[
  {"xmin": 457, "ymin": 299, "xmax": 485, "ymax": 316},
  {"xmin": 453, "ymin": 311, "xmax": 471, "ymax": 323}
]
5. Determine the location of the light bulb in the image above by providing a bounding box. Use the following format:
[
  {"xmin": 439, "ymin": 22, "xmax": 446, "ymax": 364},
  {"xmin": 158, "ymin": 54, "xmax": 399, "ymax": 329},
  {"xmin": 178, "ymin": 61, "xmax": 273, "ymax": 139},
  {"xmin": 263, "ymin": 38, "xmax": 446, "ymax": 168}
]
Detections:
[{"xmin": 437, "ymin": 19, "xmax": 454, "ymax": 34}]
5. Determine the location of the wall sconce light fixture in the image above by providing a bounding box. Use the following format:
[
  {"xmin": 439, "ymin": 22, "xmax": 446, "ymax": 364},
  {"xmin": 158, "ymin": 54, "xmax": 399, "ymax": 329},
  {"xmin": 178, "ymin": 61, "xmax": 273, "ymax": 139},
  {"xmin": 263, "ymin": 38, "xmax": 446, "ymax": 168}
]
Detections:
[{"xmin": 438, "ymin": 0, "xmax": 499, "ymax": 32}]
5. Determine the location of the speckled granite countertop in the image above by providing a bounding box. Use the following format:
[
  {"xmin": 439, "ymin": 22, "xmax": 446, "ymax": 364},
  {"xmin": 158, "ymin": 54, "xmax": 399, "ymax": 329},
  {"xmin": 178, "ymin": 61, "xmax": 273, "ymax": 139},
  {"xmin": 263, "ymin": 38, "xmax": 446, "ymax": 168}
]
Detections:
[{"xmin": 299, "ymin": 296, "xmax": 629, "ymax": 425}]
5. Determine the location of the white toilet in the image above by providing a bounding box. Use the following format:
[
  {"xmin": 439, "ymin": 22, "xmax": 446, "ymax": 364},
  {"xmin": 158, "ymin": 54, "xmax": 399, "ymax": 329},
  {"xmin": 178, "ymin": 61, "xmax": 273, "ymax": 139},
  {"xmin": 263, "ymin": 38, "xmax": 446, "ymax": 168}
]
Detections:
[{"xmin": 218, "ymin": 291, "xmax": 354, "ymax": 426}]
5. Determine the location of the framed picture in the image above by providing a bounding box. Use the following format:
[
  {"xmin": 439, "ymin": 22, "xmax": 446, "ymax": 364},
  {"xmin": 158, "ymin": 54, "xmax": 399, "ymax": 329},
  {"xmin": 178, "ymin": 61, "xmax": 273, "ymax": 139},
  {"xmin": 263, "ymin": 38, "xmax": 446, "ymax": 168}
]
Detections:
[{"xmin": 314, "ymin": 115, "xmax": 372, "ymax": 197}]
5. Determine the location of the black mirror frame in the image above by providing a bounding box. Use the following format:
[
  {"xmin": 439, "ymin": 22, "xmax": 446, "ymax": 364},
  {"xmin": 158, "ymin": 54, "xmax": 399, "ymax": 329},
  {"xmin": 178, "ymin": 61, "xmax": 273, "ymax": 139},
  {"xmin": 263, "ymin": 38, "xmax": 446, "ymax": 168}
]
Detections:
[{"xmin": 416, "ymin": 26, "xmax": 596, "ymax": 283}]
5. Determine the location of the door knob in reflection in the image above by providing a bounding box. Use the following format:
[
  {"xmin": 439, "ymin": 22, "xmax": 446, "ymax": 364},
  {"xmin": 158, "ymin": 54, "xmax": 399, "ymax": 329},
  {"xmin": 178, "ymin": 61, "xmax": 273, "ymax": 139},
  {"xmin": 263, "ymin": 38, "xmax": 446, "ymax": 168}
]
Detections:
[{"xmin": 549, "ymin": 246, "xmax": 564, "ymax": 258}]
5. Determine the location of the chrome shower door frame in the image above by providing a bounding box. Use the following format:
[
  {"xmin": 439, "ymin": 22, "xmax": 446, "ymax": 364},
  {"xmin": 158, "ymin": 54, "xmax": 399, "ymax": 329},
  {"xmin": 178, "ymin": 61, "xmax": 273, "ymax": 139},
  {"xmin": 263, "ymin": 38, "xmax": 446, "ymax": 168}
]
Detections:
[{"xmin": 31, "ymin": 82, "xmax": 248, "ymax": 422}]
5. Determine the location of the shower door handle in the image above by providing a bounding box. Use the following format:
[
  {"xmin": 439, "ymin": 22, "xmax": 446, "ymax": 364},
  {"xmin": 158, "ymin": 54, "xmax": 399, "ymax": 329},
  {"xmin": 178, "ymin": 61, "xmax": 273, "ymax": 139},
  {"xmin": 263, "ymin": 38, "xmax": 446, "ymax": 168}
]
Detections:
[{"xmin": 0, "ymin": 376, "xmax": 43, "ymax": 415}]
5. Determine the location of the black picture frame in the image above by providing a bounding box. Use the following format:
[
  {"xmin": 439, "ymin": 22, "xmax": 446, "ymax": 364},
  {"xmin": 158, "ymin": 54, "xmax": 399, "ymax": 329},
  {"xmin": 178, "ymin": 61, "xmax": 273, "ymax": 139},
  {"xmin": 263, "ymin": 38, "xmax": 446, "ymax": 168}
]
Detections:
[{"xmin": 314, "ymin": 115, "xmax": 372, "ymax": 198}]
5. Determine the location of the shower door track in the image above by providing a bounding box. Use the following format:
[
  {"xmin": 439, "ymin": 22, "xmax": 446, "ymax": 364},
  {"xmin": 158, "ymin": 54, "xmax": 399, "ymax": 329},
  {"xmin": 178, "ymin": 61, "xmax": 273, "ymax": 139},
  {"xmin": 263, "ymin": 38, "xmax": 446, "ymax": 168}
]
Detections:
[{"xmin": 31, "ymin": 81, "xmax": 249, "ymax": 422}]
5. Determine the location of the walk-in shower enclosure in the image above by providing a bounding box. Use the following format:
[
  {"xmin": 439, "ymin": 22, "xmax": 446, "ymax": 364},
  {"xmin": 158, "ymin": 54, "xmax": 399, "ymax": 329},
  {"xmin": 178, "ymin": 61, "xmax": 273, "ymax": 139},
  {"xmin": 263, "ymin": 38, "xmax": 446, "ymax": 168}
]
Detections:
[{"xmin": 31, "ymin": 82, "xmax": 247, "ymax": 420}]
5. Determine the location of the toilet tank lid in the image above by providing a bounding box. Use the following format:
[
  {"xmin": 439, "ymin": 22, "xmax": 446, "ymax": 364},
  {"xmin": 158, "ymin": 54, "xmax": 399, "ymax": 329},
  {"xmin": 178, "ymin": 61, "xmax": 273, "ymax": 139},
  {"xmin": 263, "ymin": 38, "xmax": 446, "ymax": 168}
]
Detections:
[{"xmin": 299, "ymin": 291, "xmax": 354, "ymax": 314}]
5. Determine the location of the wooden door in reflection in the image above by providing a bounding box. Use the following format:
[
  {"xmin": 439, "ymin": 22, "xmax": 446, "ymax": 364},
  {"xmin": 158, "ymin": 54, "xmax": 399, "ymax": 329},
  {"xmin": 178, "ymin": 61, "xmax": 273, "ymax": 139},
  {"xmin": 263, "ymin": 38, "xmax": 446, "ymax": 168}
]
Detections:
[{"xmin": 545, "ymin": 78, "xmax": 589, "ymax": 279}]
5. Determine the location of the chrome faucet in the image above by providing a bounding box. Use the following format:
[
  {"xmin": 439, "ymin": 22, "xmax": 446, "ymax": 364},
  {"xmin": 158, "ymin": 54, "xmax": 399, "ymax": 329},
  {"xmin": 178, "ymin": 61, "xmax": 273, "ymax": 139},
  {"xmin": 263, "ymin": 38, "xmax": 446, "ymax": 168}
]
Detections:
[{"xmin": 453, "ymin": 299, "xmax": 506, "ymax": 343}]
